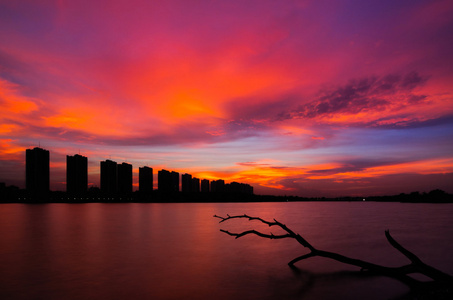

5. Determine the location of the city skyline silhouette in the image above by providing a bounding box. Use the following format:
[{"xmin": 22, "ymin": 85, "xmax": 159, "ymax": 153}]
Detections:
[
  {"xmin": 18, "ymin": 147, "xmax": 253, "ymax": 200},
  {"xmin": 1, "ymin": 146, "xmax": 451, "ymax": 204}
]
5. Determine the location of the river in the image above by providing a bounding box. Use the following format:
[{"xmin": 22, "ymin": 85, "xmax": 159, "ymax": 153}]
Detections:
[{"xmin": 0, "ymin": 202, "xmax": 452, "ymax": 299}]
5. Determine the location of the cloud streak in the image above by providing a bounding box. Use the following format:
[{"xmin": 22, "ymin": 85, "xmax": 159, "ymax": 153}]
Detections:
[
  {"xmin": 294, "ymin": 72, "xmax": 428, "ymax": 119},
  {"xmin": 1, "ymin": 0, "xmax": 452, "ymax": 196}
]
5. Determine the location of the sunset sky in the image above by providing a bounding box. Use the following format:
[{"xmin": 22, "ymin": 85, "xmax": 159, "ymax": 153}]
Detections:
[{"xmin": 1, "ymin": 0, "xmax": 452, "ymax": 197}]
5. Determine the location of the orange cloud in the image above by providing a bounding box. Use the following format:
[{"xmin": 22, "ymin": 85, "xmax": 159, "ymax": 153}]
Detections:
[{"xmin": 0, "ymin": 79, "xmax": 39, "ymax": 115}]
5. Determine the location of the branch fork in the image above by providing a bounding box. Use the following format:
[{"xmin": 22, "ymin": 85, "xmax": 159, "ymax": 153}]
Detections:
[{"xmin": 214, "ymin": 214, "xmax": 452, "ymax": 289}]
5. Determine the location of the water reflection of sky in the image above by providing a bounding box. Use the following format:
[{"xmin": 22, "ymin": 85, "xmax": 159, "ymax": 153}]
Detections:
[{"xmin": 0, "ymin": 202, "xmax": 452, "ymax": 299}]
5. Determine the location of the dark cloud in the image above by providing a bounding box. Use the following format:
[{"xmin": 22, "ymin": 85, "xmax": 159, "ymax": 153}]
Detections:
[
  {"xmin": 224, "ymin": 95, "xmax": 296, "ymax": 122},
  {"xmin": 401, "ymin": 72, "xmax": 427, "ymax": 90},
  {"xmin": 305, "ymin": 158, "xmax": 407, "ymax": 177},
  {"xmin": 223, "ymin": 72, "xmax": 430, "ymax": 130},
  {"xmin": 307, "ymin": 165, "xmax": 363, "ymax": 176},
  {"xmin": 290, "ymin": 72, "xmax": 428, "ymax": 119},
  {"xmin": 364, "ymin": 113, "xmax": 453, "ymax": 129}
]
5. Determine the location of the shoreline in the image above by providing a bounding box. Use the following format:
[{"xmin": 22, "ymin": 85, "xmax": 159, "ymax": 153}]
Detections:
[{"xmin": 1, "ymin": 190, "xmax": 452, "ymax": 204}]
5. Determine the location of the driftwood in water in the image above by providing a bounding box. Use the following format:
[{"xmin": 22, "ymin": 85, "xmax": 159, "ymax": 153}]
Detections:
[{"xmin": 214, "ymin": 214, "xmax": 452, "ymax": 291}]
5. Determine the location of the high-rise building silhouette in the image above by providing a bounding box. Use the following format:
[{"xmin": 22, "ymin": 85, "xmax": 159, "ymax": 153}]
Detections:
[
  {"xmin": 118, "ymin": 162, "xmax": 133, "ymax": 194},
  {"xmin": 158, "ymin": 169, "xmax": 172, "ymax": 192},
  {"xmin": 171, "ymin": 171, "xmax": 179, "ymax": 192},
  {"xmin": 158, "ymin": 169, "xmax": 179, "ymax": 192},
  {"xmin": 181, "ymin": 173, "xmax": 192, "ymax": 192},
  {"xmin": 201, "ymin": 179, "xmax": 210, "ymax": 193},
  {"xmin": 66, "ymin": 154, "xmax": 88, "ymax": 194},
  {"xmin": 228, "ymin": 182, "xmax": 241, "ymax": 193},
  {"xmin": 23, "ymin": 146, "xmax": 254, "ymax": 199},
  {"xmin": 192, "ymin": 177, "xmax": 200, "ymax": 193},
  {"xmin": 100, "ymin": 160, "xmax": 117, "ymax": 193},
  {"xmin": 139, "ymin": 166, "xmax": 153, "ymax": 193},
  {"xmin": 26, "ymin": 147, "xmax": 50, "ymax": 193},
  {"xmin": 211, "ymin": 179, "xmax": 225, "ymax": 193}
]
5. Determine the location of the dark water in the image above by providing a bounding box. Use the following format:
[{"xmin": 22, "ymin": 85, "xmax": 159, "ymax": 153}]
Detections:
[{"xmin": 0, "ymin": 202, "xmax": 452, "ymax": 299}]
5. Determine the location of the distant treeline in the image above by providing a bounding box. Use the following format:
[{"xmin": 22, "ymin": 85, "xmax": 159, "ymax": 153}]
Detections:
[
  {"xmin": 0, "ymin": 183, "xmax": 452, "ymax": 203},
  {"xmin": 363, "ymin": 189, "xmax": 453, "ymax": 203},
  {"xmin": 248, "ymin": 189, "xmax": 453, "ymax": 203}
]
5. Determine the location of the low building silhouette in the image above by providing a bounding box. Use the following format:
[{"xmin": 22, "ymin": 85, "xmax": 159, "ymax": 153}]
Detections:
[{"xmin": 226, "ymin": 182, "xmax": 253, "ymax": 194}]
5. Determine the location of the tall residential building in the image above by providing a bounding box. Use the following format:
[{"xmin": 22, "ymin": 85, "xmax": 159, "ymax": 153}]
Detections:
[
  {"xmin": 66, "ymin": 154, "xmax": 88, "ymax": 194},
  {"xmin": 158, "ymin": 169, "xmax": 172, "ymax": 192},
  {"xmin": 100, "ymin": 160, "xmax": 117, "ymax": 193},
  {"xmin": 211, "ymin": 179, "xmax": 225, "ymax": 193},
  {"xmin": 118, "ymin": 162, "xmax": 133, "ymax": 194},
  {"xmin": 139, "ymin": 166, "xmax": 153, "ymax": 193},
  {"xmin": 157, "ymin": 170, "xmax": 179, "ymax": 192},
  {"xmin": 201, "ymin": 179, "xmax": 210, "ymax": 193},
  {"xmin": 171, "ymin": 171, "xmax": 179, "ymax": 192},
  {"xmin": 26, "ymin": 147, "xmax": 50, "ymax": 193},
  {"xmin": 210, "ymin": 180, "xmax": 216, "ymax": 193},
  {"xmin": 192, "ymin": 177, "xmax": 200, "ymax": 193},
  {"xmin": 181, "ymin": 173, "xmax": 192, "ymax": 193}
]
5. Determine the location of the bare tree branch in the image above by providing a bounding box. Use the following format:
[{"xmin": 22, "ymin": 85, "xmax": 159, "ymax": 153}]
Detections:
[
  {"xmin": 214, "ymin": 214, "xmax": 314, "ymax": 250},
  {"xmin": 220, "ymin": 229, "xmax": 292, "ymax": 240},
  {"xmin": 214, "ymin": 214, "xmax": 453, "ymax": 290},
  {"xmin": 214, "ymin": 214, "xmax": 280, "ymax": 227},
  {"xmin": 385, "ymin": 230, "xmax": 422, "ymax": 264}
]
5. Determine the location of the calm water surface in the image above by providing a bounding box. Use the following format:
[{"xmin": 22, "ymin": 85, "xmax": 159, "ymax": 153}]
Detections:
[{"xmin": 0, "ymin": 202, "xmax": 452, "ymax": 299}]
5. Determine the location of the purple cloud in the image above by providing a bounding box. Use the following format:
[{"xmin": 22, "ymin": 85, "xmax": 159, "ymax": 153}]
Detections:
[{"xmin": 291, "ymin": 72, "xmax": 428, "ymax": 119}]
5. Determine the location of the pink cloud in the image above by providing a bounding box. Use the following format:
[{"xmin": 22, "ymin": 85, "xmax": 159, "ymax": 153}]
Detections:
[{"xmin": 1, "ymin": 0, "xmax": 452, "ymax": 196}]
